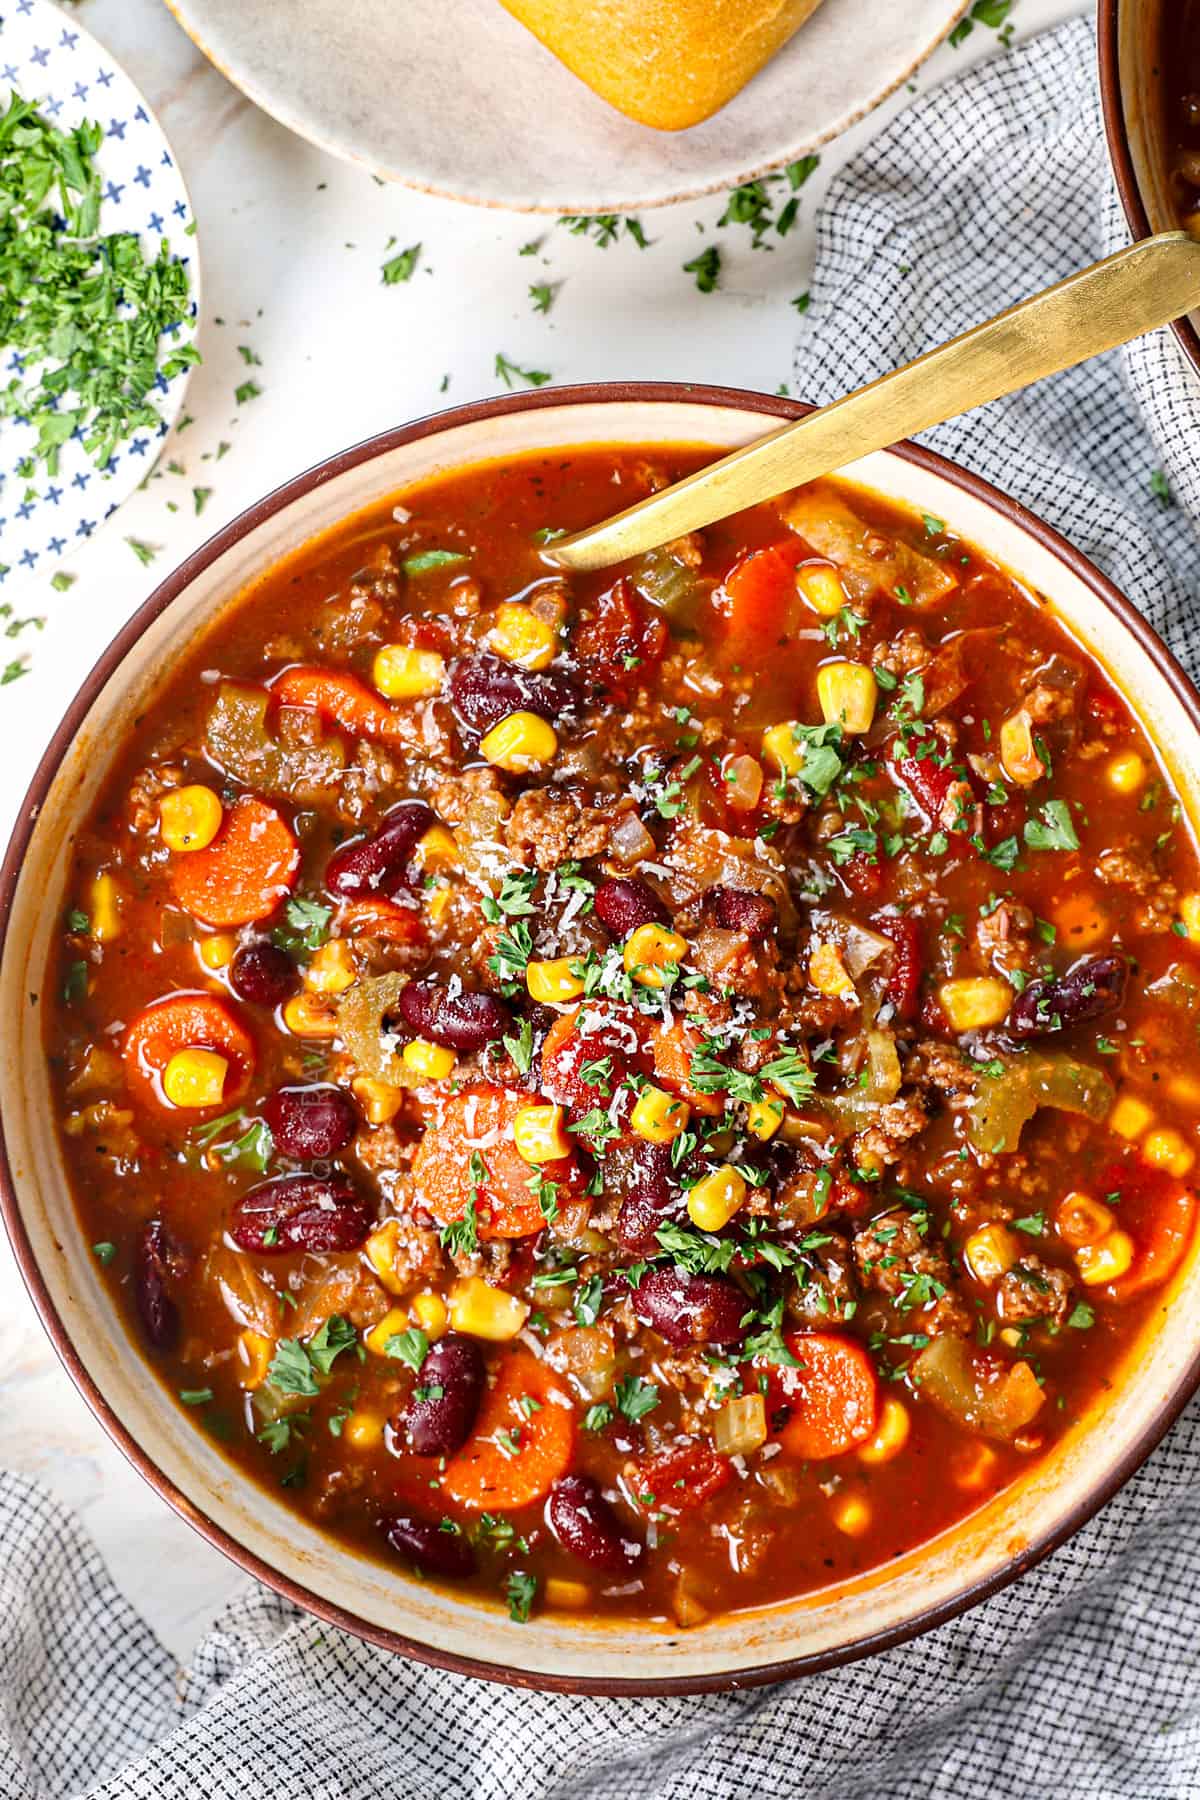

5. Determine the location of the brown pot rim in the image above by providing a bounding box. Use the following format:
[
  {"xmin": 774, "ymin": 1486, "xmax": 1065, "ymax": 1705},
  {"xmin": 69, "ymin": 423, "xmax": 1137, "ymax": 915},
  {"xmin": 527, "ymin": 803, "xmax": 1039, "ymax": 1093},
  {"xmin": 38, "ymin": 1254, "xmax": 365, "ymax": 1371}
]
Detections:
[
  {"xmin": 4, "ymin": 380, "xmax": 1200, "ymax": 1694},
  {"xmin": 1097, "ymin": 0, "xmax": 1200, "ymax": 379}
]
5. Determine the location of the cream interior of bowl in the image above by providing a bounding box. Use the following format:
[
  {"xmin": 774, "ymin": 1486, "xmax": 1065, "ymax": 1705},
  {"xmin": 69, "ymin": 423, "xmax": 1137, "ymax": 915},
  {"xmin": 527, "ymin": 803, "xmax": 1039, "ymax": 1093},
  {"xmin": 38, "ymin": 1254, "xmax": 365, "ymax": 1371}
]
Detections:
[{"xmin": 5, "ymin": 396, "xmax": 1200, "ymax": 1687}]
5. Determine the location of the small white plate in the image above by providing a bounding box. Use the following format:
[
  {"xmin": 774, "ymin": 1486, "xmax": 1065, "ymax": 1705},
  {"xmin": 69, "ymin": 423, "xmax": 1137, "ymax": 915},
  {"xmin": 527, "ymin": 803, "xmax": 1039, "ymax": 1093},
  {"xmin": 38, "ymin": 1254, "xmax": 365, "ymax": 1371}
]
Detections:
[
  {"xmin": 0, "ymin": 0, "xmax": 199, "ymax": 589},
  {"xmin": 163, "ymin": 0, "xmax": 967, "ymax": 213}
]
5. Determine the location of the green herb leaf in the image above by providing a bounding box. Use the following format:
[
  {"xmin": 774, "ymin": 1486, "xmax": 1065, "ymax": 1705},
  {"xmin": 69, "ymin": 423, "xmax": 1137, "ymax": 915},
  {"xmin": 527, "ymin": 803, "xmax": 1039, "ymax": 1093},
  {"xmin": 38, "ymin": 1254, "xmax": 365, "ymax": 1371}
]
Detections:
[{"xmin": 381, "ymin": 242, "xmax": 421, "ymax": 284}]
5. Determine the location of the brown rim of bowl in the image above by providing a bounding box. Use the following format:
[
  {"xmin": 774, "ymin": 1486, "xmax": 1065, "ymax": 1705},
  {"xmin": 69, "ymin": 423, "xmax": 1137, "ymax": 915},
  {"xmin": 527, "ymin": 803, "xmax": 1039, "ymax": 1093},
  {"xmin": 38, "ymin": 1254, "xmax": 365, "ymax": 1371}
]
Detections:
[
  {"xmin": 1098, "ymin": 0, "xmax": 1200, "ymax": 379},
  {"xmin": 3, "ymin": 381, "xmax": 1200, "ymax": 1693}
]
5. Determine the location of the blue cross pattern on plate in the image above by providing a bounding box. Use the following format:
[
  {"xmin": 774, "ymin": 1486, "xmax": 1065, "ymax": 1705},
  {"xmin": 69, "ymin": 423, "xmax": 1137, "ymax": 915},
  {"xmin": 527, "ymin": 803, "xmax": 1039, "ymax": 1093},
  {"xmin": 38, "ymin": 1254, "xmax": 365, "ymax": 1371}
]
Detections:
[{"xmin": 0, "ymin": 0, "xmax": 201, "ymax": 588}]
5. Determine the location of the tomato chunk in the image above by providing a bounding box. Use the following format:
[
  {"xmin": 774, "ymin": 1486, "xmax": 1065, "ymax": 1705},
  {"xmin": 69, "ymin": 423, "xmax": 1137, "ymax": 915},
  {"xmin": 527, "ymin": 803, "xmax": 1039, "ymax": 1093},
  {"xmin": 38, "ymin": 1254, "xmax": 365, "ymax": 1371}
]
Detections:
[{"xmin": 1099, "ymin": 1161, "xmax": 1197, "ymax": 1301}]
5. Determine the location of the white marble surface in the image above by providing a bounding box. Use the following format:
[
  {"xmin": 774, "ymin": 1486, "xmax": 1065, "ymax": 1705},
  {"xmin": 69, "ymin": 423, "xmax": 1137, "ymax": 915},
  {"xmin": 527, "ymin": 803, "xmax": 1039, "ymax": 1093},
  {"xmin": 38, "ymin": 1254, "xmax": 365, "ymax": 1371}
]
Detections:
[{"xmin": 0, "ymin": 0, "xmax": 1077, "ymax": 1662}]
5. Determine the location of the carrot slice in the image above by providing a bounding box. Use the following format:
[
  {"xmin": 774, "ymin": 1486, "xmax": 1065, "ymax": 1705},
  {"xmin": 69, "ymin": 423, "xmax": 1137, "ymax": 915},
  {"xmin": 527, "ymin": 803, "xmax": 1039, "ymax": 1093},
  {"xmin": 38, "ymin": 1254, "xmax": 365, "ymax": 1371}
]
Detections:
[
  {"xmin": 650, "ymin": 1018, "xmax": 724, "ymax": 1117},
  {"xmin": 410, "ymin": 1085, "xmax": 581, "ymax": 1239},
  {"xmin": 171, "ymin": 795, "xmax": 299, "ymax": 928},
  {"xmin": 775, "ymin": 1331, "xmax": 879, "ymax": 1460},
  {"xmin": 440, "ymin": 1350, "xmax": 575, "ymax": 1511},
  {"xmin": 1100, "ymin": 1161, "xmax": 1197, "ymax": 1301},
  {"xmin": 336, "ymin": 898, "xmax": 429, "ymax": 945},
  {"xmin": 274, "ymin": 667, "xmax": 410, "ymax": 747},
  {"xmin": 123, "ymin": 992, "xmax": 255, "ymax": 1108},
  {"xmin": 712, "ymin": 545, "xmax": 802, "ymax": 662}
]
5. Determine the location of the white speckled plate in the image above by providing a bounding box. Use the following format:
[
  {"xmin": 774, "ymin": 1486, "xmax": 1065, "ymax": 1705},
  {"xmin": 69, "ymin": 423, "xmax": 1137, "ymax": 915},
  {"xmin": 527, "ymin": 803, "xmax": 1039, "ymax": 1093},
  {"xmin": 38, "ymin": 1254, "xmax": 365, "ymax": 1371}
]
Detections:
[
  {"xmin": 162, "ymin": 0, "xmax": 967, "ymax": 212},
  {"xmin": 0, "ymin": 0, "xmax": 198, "ymax": 589}
]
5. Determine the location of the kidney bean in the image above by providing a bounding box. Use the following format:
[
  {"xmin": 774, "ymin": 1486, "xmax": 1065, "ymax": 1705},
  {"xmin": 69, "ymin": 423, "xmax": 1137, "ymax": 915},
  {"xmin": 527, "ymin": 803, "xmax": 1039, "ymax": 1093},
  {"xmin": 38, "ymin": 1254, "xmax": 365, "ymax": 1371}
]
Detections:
[
  {"xmin": 325, "ymin": 800, "xmax": 435, "ymax": 901},
  {"xmin": 612, "ymin": 1141, "xmax": 675, "ymax": 1254},
  {"xmin": 593, "ymin": 876, "xmax": 667, "ymax": 936},
  {"xmin": 135, "ymin": 1217, "xmax": 179, "ymax": 1351},
  {"xmin": 546, "ymin": 1474, "xmax": 641, "ymax": 1573},
  {"xmin": 448, "ymin": 653, "xmax": 574, "ymax": 736},
  {"xmin": 1008, "ymin": 953, "xmax": 1128, "ymax": 1040},
  {"xmin": 229, "ymin": 940, "xmax": 298, "ymax": 1007},
  {"xmin": 707, "ymin": 886, "xmax": 776, "ymax": 942},
  {"xmin": 231, "ymin": 1173, "xmax": 372, "ymax": 1254},
  {"xmin": 632, "ymin": 1266, "xmax": 747, "ymax": 1347},
  {"xmin": 395, "ymin": 981, "xmax": 512, "ymax": 1053},
  {"xmin": 262, "ymin": 1084, "xmax": 356, "ymax": 1159},
  {"xmin": 382, "ymin": 1514, "xmax": 476, "ymax": 1580},
  {"xmin": 399, "ymin": 1333, "xmax": 484, "ymax": 1456}
]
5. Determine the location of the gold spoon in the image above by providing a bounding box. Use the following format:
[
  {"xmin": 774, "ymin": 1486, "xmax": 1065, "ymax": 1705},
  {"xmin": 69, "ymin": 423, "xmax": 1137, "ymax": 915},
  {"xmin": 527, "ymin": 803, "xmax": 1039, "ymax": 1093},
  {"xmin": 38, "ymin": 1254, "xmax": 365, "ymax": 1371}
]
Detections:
[{"xmin": 550, "ymin": 230, "xmax": 1200, "ymax": 573}]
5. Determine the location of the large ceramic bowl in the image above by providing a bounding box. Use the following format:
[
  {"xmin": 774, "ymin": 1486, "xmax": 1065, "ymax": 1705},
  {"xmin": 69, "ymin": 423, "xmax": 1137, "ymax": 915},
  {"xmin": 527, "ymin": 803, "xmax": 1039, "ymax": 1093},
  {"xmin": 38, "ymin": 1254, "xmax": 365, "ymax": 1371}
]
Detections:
[
  {"xmin": 4, "ymin": 385, "xmax": 1200, "ymax": 1693},
  {"xmin": 1099, "ymin": 0, "xmax": 1200, "ymax": 380}
]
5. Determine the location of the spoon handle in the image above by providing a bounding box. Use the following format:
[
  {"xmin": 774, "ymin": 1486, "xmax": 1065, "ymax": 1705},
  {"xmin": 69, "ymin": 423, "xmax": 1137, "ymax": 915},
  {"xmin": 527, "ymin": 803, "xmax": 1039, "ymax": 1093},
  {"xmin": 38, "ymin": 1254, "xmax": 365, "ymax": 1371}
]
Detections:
[{"xmin": 552, "ymin": 231, "xmax": 1200, "ymax": 572}]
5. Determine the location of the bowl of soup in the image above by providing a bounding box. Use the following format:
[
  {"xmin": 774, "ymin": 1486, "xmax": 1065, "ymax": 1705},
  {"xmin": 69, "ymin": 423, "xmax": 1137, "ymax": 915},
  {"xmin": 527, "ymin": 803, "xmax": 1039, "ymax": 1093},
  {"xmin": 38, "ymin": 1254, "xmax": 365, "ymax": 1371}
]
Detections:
[
  {"xmin": 1100, "ymin": 0, "xmax": 1200, "ymax": 379},
  {"xmin": 3, "ymin": 384, "xmax": 1200, "ymax": 1691}
]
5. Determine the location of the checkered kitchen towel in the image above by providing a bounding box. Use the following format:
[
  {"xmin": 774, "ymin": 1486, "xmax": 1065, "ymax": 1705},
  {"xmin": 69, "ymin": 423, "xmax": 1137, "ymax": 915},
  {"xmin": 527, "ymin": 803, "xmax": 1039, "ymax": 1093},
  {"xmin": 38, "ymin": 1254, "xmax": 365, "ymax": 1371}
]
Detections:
[{"xmin": 4, "ymin": 16, "xmax": 1200, "ymax": 1799}]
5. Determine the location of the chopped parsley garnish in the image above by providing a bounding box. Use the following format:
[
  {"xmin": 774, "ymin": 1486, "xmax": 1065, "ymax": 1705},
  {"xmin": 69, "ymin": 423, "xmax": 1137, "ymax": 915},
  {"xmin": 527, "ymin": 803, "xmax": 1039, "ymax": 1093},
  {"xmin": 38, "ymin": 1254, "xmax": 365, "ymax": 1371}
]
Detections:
[
  {"xmin": 488, "ymin": 921, "xmax": 534, "ymax": 985},
  {"xmin": 403, "ymin": 549, "xmax": 468, "ymax": 576},
  {"xmin": 683, "ymin": 245, "xmax": 721, "ymax": 292},
  {"xmin": 505, "ymin": 1570, "xmax": 538, "ymax": 1622},
  {"xmin": 1024, "ymin": 799, "xmax": 1080, "ymax": 853},
  {"xmin": 381, "ymin": 242, "xmax": 421, "ymax": 284},
  {"xmin": 384, "ymin": 1325, "xmax": 429, "ymax": 1372},
  {"xmin": 91, "ymin": 1241, "xmax": 116, "ymax": 1265},
  {"xmin": 273, "ymin": 895, "xmax": 333, "ymax": 953},
  {"xmin": 614, "ymin": 1375, "xmax": 660, "ymax": 1422},
  {"xmin": 0, "ymin": 90, "xmax": 197, "ymax": 476},
  {"xmin": 494, "ymin": 352, "xmax": 552, "ymax": 389}
]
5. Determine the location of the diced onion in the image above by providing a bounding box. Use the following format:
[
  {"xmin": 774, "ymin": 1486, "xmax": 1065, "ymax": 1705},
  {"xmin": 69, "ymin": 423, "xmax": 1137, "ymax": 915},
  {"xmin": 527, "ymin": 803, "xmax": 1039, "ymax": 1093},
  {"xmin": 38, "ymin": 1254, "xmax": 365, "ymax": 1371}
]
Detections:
[
  {"xmin": 866, "ymin": 1029, "xmax": 902, "ymax": 1102},
  {"xmin": 610, "ymin": 812, "xmax": 657, "ymax": 865}
]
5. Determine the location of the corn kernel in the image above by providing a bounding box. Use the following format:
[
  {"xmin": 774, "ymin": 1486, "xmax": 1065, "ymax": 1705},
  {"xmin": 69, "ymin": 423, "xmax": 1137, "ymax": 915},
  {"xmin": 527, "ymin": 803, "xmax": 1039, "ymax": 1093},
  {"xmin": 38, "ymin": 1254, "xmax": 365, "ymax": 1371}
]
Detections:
[
  {"xmin": 747, "ymin": 1096, "xmax": 785, "ymax": 1142},
  {"xmin": 938, "ymin": 976, "xmax": 1012, "ymax": 1033},
  {"xmin": 90, "ymin": 872, "xmax": 124, "ymax": 943},
  {"xmin": 514, "ymin": 1102, "xmax": 573, "ymax": 1163},
  {"xmin": 1180, "ymin": 893, "xmax": 1200, "ymax": 944},
  {"xmin": 1053, "ymin": 890, "xmax": 1110, "ymax": 950},
  {"xmin": 489, "ymin": 601, "xmax": 558, "ymax": 671},
  {"xmin": 236, "ymin": 1329, "xmax": 273, "ymax": 1391},
  {"xmin": 401, "ymin": 1038, "xmax": 458, "ymax": 1081},
  {"xmin": 364, "ymin": 1219, "xmax": 407, "ymax": 1295},
  {"xmin": 545, "ymin": 1577, "xmax": 591, "ymax": 1609},
  {"xmin": 964, "ymin": 1222, "xmax": 1020, "ymax": 1284},
  {"xmin": 830, "ymin": 1492, "xmax": 872, "ymax": 1537},
  {"xmin": 410, "ymin": 1292, "xmax": 449, "ymax": 1340},
  {"xmin": 282, "ymin": 991, "xmax": 339, "ymax": 1038},
  {"xmin": 795, "ymin": 563, "xmax": 847, "ymax": 617},
  {"xmin": 352, "ymin": 1075, "xmax": 405, "ymax": 1126},
  {"xmin": 761, "ymin": 721, "xmax": 803, "ymax": 777},
  {"xmin": 343, "ymin": 1412, "xmax": 385, "ymax": 1450},
  {"xmin": 448, "ymin": 1275, "xmax": 530, "ymax": 1341},
  {"xmin": 998, "ymin": 710, "xmax": 1045, "ymax": 787},
  {"xmin": 687, "ymin": 1164, "xmax": 747, "ymax": 1232},
  {"xmin": 426, "ymin": 885, "xmax": 453, "ymax": 924},
  {"xmin": 198, "ymin": 931, "xmax": 238, "ymax": 971},
  {"xmin": 953, "ymin": 1442, "xmax": 999, "ymax": 1491},
  {"xmin": 1169, "ymin": 1073, "xmax": 1200, "ymax": 1109},
  {"xmin": 999, "ymin": 1326, "xmax": 1023, "ymax": 1348},
  {"xmin": 162, "ymin": 1047, "xmax": 228, "ymax": 1108},
  {"xmin": 304, "ymin": 938, "xmax": 357, "ymax": 995},
  {"xmin": 526, "ymin": 957, "xmax": 585, "ymax": 1003},
  {"xmin": 1107, "ymin": 750, "xmax": 1146, "ymax": 795},
  {"xmin": 1109, "ymin": 1091, "xmax": 1153, "ymax": 1141},
  {"xmin": 159, "ymin": 784, "xmax": 223, "ymax": 853},
  {"xmin": 858, "ymin": 1397, "xmax": 910, "ymax": 1466},
  {"xmin": 480, "ymin": 710, "xmax": 557, "ymax": 772},
  {"xmin": 816, "ymin": 660, "xmax": 877, "ymax": 735},
  {"xmin": 371, "ymin": 644, "xmax": 446, "ymax": 700},
  {"xmin": 1077, "ymin": 1229, "xmax": 1135, "ymax": 1285},
  {"xmin": 1056, "ymin": 1192, "xmax": 1115, "ymax": 1249},
  {"xmin": 808, "ymin": 940, "xmax": 856, "ymax": 999},
  {"xmin": 365, "ymin": 1307, "xmax": 411, "ymax": 1357},
  {"xmin": 623, "ymin": 921, "xmax": 688, "ymax": 989},
  {"xmin": 630, "ymin": 1085, "xmax": 691, "ymax": 1144},
  {"xmin": 1143, "ymin": 1127, "xmax": 1196, "ymax": 1179},
  {"xmin": 413, "ymin": 825, "xmax": 460, "ymax": 873}
]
